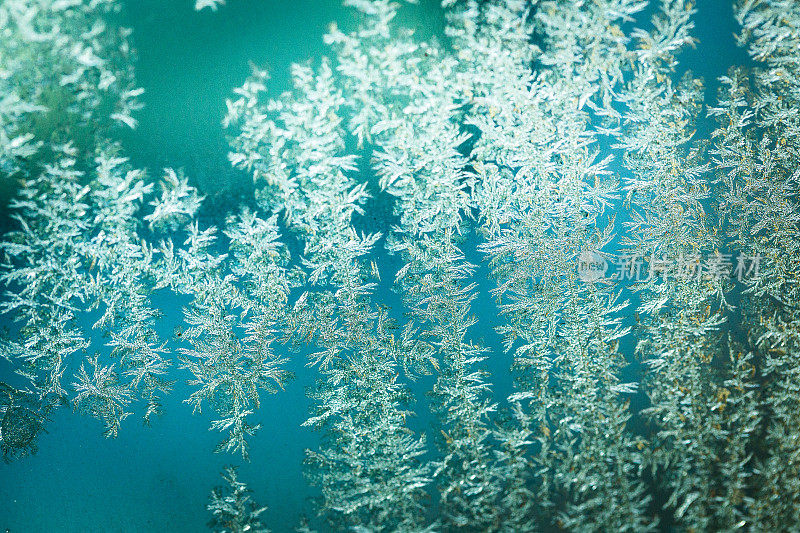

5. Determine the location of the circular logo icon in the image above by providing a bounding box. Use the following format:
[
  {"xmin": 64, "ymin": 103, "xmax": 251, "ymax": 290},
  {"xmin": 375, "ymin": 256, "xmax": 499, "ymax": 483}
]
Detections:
[{"xmin": 577, "ymin": 250, "xmax": 609, "ymax": 282}]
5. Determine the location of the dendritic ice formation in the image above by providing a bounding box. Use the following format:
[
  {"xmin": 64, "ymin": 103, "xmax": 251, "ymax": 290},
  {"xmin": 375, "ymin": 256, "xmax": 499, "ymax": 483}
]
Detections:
[
  {"xmin": 207, "ymin": 466, "xmax": 270, "ymax": 533},
  {"xmin": 1, "ymin": 0, "xmax": 800, "ymax": 531},
  {"xmin": 0, "ymin": 0, "xmax": 141, "ymax": 175}
]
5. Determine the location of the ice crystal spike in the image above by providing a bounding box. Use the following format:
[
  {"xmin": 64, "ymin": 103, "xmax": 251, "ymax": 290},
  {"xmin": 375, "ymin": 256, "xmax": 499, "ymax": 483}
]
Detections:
[
  {"xmin": 227, "ymin": 9, "xmax": 438, "ymax": 528},
  {"xmin": 207, "ymin": 466, "xmax": 269, "ymax": 533},
  {"xmin": 710, "ymin": 2, "xmax": 800, "ymax": 527},
  {"xmin": 0, "ymin": 382, "xmax": 47, "ymax": 463},
  {"xmin": 72, "ymin": 355, "xmax": 133, "ymax": 438},
  {"xmin": 446, "ymin": 2, "xmax": 658, "ymax": 529},
  {"xmin": 171, "ymin": 213, "xmax": 295, "ymax": 460},
  {"xmin": 612, "ymin": 3, "xmax": 745, "ymax": 529},
  {"xmin": 145, "ymin": 168, "xmax": 204, "ymax": 232}
]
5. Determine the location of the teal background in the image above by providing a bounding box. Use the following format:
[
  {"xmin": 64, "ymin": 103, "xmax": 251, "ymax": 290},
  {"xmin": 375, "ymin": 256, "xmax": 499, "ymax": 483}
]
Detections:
[{"xmin": 0, "ymin": 1, "xmax": 755, "ymax": 531}]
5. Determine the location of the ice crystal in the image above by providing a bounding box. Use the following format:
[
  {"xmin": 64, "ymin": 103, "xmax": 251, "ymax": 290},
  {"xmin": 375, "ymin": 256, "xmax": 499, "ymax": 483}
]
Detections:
[
  {"xmin": 207, "ymin": 466, "xmax": 269, "ymax": 533},
  {"xmin": 0, "ymin": 0, "xmax": 141, "ymax": 174},
  {"xmin": 195, "ymin": 0, "xmax": 226, "ymax": 12}
]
